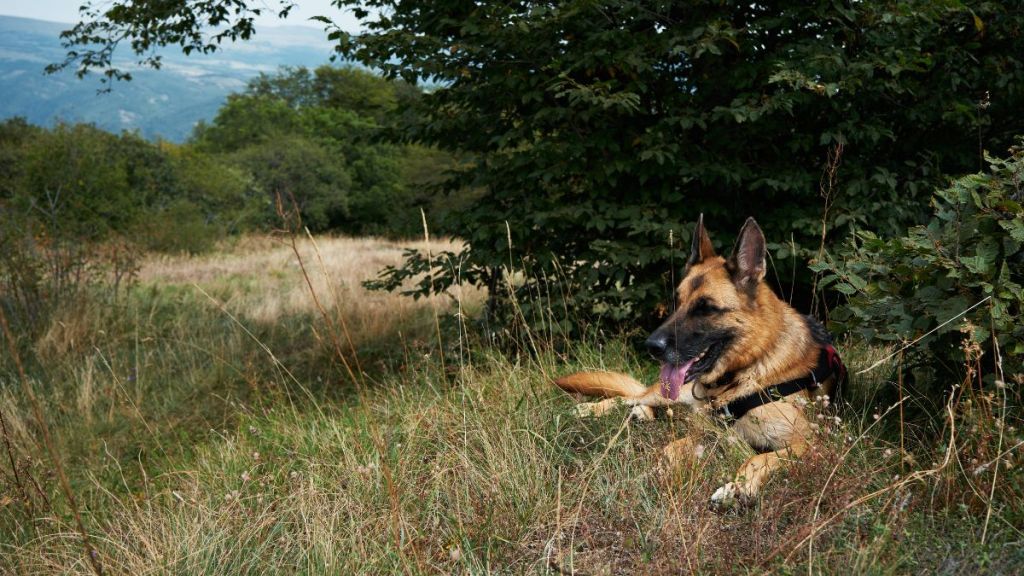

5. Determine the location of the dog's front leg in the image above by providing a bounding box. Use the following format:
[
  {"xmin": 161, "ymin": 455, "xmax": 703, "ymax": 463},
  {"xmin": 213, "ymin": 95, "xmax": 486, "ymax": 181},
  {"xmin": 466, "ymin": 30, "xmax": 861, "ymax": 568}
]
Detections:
[
  {"xmin": 575, "ymin": 397, "xmax": 655, "ymax": 421},
  {"xmin": 710, "ymin": 438, "xmax": 809, "ymax": 506},
  {"xmin": 575, "ymin": 382, "xmax": 694, "ymax": 421}
]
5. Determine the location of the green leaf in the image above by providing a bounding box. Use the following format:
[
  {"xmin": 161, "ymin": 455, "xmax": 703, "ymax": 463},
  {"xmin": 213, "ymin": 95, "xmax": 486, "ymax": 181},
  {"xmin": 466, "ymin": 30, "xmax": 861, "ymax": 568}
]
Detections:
[{"xmin": 835, "ymin": 283, "xmax": 857, "ymax": 296}]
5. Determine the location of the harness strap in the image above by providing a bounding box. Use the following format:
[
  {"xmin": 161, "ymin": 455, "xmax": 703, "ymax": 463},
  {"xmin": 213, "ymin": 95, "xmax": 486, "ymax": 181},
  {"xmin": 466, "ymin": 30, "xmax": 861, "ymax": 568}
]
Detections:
[{"xmin": 715, "ymin": 345, "xmax": 844, "ymax": 422}]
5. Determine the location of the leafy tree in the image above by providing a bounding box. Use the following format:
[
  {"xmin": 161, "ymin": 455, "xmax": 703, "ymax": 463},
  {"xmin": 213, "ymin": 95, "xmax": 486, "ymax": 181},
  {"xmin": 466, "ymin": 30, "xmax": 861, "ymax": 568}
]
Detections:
[
  {"xmin": 193, "ymin": 65, "xmax": 452, "ymax": 236},
  {"xmin": 247, "ymin": 66, "xmax": 319, "ymax": 110},
  {"xmin": 234, "ymin": 134, "xmax": 352, "ymax": 232},
  {"xmin": 330, "ymin": 0, "xmax": 1024, "ymax": 329},
  {"xmin": 335, "ymin": 1, "xmax": 1024, "ymax": 327},
  {"xmin": 189, "ymin": 84, "xmax": 356, "ymax": 232},
  {"xmin": 54, "ymin": 2, "xmax": 1024, "ymax": 331},
  {"xmin": 192, "ymin": 94, "xmax": 300, "ymax": 153},
  {"xmin": 0, "ymin": 118, "xmax": 41, "ymax": 200},
  {"xmin": 112, "ymin": 131, "xmax": 183, "ymax": 211},
  {"xmin": 164, "ymin": 145, "xmax": 260, "ymax": 234},
  {"xmin": 1, "ymin": 119, "xmax": 243, "ymax": 254},
  {"xmin": 247, "ymin": 65, "xmax": 414, "ymax": 123},
  {"xmin": 16, "ymin": 123, "xmax": 137, "ymax": 240},
  {"xmin": 47, "ymin": 0, "xmax": 296, "ymax": 84},
  {"xmin": 138, "ymin": 144, "xmax": 260, "ymax": 253},
  {"xmin": 312, "ymin": 66, "xmax": 399, "ymax": 123}
]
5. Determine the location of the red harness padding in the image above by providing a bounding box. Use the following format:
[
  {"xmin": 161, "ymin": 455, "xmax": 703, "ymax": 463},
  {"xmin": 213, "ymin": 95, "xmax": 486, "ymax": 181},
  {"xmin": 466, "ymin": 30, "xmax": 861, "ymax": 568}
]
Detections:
[{"xmin": 823, "ymin": 344, "xmax": 847, "ymax": 392}]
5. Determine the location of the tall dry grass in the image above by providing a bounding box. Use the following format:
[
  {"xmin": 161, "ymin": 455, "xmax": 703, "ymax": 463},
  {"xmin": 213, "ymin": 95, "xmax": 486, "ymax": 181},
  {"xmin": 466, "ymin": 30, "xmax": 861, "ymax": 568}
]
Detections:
[
  {"xmin": 6, "ymin": 337, "xmax": 1021, "ymax": 575},
  {"xmin": 2, "ymin": 234, "xmax": 1021, "ymax": 575},
  {"xmin": 1, "ymin": 233, "xmax": 484, "ymax": 574},
  {"xmin": 138, "ymin": 234, "xmax": 479, "ymax": 343}
]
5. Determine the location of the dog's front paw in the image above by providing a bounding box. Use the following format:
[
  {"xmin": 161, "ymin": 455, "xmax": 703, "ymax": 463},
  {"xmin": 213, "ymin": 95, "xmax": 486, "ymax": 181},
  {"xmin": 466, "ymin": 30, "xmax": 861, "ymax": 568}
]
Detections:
[
  {"xmin": 710, "ymin": 482, "xmax": 738, "ymax": 507},
  {"xmin": 629, "ymin": 405, "xmax": 655, "ymax": 422},
  {"xmin": 575, "ymin": 400, "xmax": 610, "ymax": 418},
  {"xmin": 710, "ymin": 482, "xmax": 754, "ymax": 509}
]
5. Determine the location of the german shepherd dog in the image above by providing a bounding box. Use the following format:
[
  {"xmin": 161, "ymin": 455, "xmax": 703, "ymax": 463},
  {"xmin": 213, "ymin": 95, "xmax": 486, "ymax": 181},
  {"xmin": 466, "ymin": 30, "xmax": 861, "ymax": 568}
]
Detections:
[{"xmin": 555, "ymin": 216, "xmax": 845, "ymax": 506}]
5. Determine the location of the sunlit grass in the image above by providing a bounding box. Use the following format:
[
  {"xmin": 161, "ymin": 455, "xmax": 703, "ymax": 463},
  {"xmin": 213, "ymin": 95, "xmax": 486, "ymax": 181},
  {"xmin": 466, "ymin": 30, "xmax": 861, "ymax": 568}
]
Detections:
[{"xmin": 1, "ymin": 235, "xmax": 1021, "ymax": 574}]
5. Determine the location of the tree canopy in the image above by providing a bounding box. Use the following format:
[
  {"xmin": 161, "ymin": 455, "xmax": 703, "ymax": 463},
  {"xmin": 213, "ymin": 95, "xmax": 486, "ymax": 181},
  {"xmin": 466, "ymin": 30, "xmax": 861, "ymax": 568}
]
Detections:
[
  {"xmin": 51, "ymin": 1, "xmax": 1024, "ymax": 330},
  {"xmin": 191, "ymin": 65, "xmax": 454, "ymax": 235},
  {"xmin": 347, "ymin": 1, "xmax": 1024, "ymax": 328}
]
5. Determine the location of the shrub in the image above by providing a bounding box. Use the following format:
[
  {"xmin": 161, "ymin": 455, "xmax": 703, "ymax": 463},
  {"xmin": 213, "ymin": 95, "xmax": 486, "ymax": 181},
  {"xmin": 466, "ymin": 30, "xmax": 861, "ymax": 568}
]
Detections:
[
  {"xmin": 337, "ymin": 0, "xmax": 1024, "ymax": 331},
  {"xmin": 55, "ymin": 3, "xmax": 1024, "ymax": 329},
  {"xmin": 0, "ymin": 121, "xmax": 146, "ymax": 338},
  {"xmin": 139, "ymin": 200, "xmax": 220, "ymax": 254},
  {"xmin": 192, "ymin": 66, "xmax": 457, "ymax": 237},
  {"xmin": 233, "ymin": 135, "xmax": 352, "ymax": 232},
  {"xmin": 819, "ymin": 143, "xmax": 1024, "ymax": 384}
]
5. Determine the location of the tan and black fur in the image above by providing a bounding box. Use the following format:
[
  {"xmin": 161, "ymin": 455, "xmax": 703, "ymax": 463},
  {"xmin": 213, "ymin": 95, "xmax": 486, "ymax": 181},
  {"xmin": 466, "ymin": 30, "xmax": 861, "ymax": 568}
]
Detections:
[{"xmin": 555, "ymin": 216, "xmax": 839, "ymax": 505}]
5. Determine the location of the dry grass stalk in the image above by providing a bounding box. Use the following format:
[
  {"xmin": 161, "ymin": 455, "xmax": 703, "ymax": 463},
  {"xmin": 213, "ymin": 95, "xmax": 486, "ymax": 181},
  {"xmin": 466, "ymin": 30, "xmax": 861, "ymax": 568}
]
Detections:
[{"xmin": 0, "ymin": 304, "xmax": 104, "ymax": 575}]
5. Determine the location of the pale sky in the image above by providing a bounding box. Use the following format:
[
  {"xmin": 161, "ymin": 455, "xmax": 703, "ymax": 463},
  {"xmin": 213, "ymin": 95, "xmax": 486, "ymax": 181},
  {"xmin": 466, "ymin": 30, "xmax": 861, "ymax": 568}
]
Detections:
[{"xmin": 0, "ymin": 0, "xmax": 362, "ymax": 30}]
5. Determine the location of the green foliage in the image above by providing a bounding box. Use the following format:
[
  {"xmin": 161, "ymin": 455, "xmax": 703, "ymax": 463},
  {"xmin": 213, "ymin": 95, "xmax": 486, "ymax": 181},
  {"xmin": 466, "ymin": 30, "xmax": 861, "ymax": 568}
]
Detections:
[
  {"xmin": 0, "ymin": 117, "xmax": 40, "ymax": 198},
  {"xmin": 192, "ymin": 94, "xmax": 301, "ymax": 153},
  {"xmin": 140, "ymin": 199, "xmax": 222, "ymax": 254},
  {"xmin": 234, "ymin": 134, "xmax": 352, "ymax": 231},
  {"xmin": 310, "ymin": 66, "xmax": 401, "ymax": 122},
  {"xmin": 0, "ymin": 119, "xmax": 254, "ymax": 252},
  {"xmin": 162, "ymin": 145, "xmax": 261, "ymax": 238},
  {"xmin": 16, "ymin": 122, "xmax": 138, "ymax": 240},
  {"xmin": 193, "ymin": 65, "xmax": 455, "ymax": 236},
  {"xmin": 47, "ymin": 0, "xmax": 296, "ymax": 84},
  {"xmin": 324, "ymin": 0, "xmax": 1024, "ymax": 329},
  {"xmin": 44, "ymin": 2, "xmax": 1024, "ymax": 334},
  {"xmin": 820, "ymin": 144, "xmax": 1024, "ymax": 380}
]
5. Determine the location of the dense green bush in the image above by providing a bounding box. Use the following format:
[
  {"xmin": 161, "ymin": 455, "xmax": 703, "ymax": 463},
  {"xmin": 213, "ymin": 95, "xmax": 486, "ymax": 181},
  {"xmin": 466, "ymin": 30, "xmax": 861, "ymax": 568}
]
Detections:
[
  {"xmin": 233, "ymin": 135, "xmax": 352, "ymax": 231},
  {"xmin": 820, "ymin": 143, "xmax": 1024, "ymax": 383},
  {"xmin": 192, "ymin": 66, "xmax": 455, "ymax": 236},
  {"xmin": 1, "ymin": 122, "xmax": 145, "ymax": 330},
  {"xmin": 160, "ymin": 145, "xmax": 262, "ymax": 243},
  {"xmin": 0, "ymin": 119, "xmax": 253, "ymax": 250},
  {"xmin": 42, "ymin": 1, "xmax": 1024, "ymax": 333},
  {"xmin": 331, "ymin": 0, "xmax": 1024, "ymax": 330}
]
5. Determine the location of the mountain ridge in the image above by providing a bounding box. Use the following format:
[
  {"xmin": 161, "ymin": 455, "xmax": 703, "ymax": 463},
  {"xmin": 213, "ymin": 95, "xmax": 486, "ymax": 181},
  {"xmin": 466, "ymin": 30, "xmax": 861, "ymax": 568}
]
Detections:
[{"xmin": 0, "ymin": 15, "xmax": 338, "ymax": 141}]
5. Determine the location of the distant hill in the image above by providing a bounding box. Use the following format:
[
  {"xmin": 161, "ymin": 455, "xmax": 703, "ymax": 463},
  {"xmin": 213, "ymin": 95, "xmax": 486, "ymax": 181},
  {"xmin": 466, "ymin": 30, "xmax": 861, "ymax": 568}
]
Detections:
[{"xmin": 0, "ymin": 15, "xmax": 337, "ymax": 141}]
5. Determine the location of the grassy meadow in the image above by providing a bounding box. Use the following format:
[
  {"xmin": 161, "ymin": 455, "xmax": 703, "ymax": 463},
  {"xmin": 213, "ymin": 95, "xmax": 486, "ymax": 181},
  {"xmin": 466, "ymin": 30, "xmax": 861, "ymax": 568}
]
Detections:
[{"xmin": 1, "ymin": 235, "xmax": 1021, "ymax": 574}]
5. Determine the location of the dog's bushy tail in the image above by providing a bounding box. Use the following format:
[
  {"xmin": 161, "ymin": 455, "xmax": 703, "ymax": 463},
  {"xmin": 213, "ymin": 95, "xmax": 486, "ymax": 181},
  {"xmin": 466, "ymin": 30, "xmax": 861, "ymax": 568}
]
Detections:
[{"xmin": 554, "ymin": 371, "xmax": 647, "ymax": 398}]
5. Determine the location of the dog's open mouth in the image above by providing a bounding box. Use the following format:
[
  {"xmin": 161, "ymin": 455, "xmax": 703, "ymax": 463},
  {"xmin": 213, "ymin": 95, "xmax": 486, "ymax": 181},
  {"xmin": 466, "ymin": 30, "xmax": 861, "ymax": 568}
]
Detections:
[
  {"xmin": 659, "ymin": 358, "xmax": 694, "ymax": 400},
  {"xmin": 658, "ymin": 339, "xmax": 728, "ymax": 400}
]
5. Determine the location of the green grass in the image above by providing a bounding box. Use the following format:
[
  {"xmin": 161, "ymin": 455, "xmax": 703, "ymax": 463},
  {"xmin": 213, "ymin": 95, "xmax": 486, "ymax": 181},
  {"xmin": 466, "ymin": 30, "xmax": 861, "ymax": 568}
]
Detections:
[{"xmin": 1, "ymin": 247, "xmax": 1022, "ymax": 574}]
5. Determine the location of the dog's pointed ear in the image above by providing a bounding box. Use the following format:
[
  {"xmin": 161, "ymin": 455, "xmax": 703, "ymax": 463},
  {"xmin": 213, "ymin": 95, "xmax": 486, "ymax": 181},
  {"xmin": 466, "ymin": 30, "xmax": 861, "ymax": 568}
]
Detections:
[
  {"xmin": 687, "ymin": 213, "xmax": 716, "ymax": 266},
  {"xmin": 730, "ymin": 217, "xmax": 766, "ymax": 290}
]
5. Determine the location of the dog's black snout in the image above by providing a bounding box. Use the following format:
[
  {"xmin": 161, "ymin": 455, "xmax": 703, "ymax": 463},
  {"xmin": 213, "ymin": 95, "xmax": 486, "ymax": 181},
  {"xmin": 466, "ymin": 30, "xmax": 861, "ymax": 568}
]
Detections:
[{"xmin": 645, "ymin": 332, "xmax": 670, "ymax": 358}]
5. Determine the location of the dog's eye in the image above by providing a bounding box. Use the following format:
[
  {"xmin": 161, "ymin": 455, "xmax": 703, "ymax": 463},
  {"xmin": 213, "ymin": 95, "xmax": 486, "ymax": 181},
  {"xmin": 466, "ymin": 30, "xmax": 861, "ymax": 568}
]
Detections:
[{"xmin": 688, "ymin": 297, "xmax": 722, "ymax": 316}]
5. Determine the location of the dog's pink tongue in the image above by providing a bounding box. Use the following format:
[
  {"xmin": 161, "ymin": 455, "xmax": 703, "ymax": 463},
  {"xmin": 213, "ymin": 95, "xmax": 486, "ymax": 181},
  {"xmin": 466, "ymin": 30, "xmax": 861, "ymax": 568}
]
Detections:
[{"xmin": 659, "ymin": 359, "xmax": 695, "ymax": 400}]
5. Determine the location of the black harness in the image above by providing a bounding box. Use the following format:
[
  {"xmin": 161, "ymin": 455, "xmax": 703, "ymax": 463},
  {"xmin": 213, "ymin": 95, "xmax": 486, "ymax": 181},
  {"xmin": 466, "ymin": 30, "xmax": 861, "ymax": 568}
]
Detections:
[{"xmin": 713, "ymin": 345, "xmax": 846, "ymax": 422}]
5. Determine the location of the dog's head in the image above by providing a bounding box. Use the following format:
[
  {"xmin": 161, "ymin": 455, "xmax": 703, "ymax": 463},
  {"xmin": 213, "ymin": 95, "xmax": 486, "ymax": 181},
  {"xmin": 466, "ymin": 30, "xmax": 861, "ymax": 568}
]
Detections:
[{"xmin": 646, "ymin": 215, "xmax": 772, "ymax": 400}]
